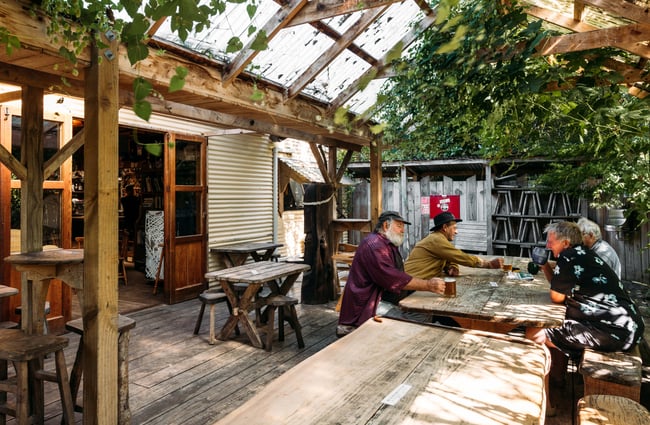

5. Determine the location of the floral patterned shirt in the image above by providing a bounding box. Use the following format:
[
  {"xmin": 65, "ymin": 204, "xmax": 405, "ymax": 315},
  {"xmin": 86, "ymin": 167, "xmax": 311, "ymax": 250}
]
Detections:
[{"xmin": 551, "ymin": 244, "xmax": 644, "ymax": 351}]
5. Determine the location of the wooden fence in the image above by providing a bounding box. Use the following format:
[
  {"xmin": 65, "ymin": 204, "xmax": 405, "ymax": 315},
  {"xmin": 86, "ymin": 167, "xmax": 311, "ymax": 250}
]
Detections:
[{"xmin": 346, "ymin": 176, "xmax": 650, "ymax": 284}]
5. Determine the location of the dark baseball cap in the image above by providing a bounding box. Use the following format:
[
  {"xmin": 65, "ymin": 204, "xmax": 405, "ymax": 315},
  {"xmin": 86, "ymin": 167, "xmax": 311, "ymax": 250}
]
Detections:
[
  {"xmin": 378, "ymin": 210, "xmax": 411, "ymax": 225},
  {"xmin": 430, "ymin": 211, "xmax": 462, "ymax": 231}
]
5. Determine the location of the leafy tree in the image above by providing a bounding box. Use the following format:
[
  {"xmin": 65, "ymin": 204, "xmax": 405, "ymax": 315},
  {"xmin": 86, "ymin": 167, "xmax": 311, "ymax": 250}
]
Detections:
[{"xmin": 373, "ymin": 0, "xmax": 650, "ymax": 224}]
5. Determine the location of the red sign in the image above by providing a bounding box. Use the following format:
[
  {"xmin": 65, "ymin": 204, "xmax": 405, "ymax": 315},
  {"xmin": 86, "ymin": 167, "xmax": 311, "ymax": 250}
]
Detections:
[{"xmin": 430, "ymin": 195, "xmax": 460, "ymax": 219}]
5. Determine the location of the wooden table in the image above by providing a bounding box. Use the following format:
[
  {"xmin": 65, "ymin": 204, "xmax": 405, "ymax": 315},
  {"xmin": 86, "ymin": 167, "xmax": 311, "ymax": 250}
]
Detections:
[
  {"xmin": 209, "ymin": 242, "xmax": 283, "ymax": 268},
  {"xmin": 399, "ymin": 257, "xmax": 566, "ymax": 333},
  {"xmin": 204, "ymin": 261, "xmax": 310, "ymax": 348},
  {"xmin": 4, "ymin": 249, "xmax": 84, "ymax": 335},
  {"xmin": 213, "ymin": 317, "xmax": 550, "ymax": 425}
]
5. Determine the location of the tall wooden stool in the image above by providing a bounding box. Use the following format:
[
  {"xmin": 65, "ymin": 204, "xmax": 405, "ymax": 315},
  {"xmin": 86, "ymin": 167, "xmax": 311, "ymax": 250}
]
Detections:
[
  {"xmin": 15, "ymin": 301, "xmax": 51, "ymax": 334},
  {"xmin": 65, "ymin": 315, "xmax": 136, "ymax": 425},
  {"xmin": 194, "ymin": 290, "xmax": 239, "ymax": 344},
  {"xmin": 0, "ymin": 329, "xmax": 75, "ymax": 425},
  {"xmin": 264, "ymin": 295, "xmax": 304, "ymax": 352},
  {"xmin": 0, "ymin": 285, "xmax": 19, "ymax": 330}
]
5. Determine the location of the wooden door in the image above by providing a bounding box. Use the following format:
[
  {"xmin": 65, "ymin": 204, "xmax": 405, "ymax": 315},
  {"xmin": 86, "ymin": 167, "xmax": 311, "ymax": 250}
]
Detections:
[
  {"xmin": 0, "ymin": 105, "xmax": 73, "ymax": 332},
  {"xmin": 163, "ymin": 133, "xmax": 207, "ymax": 304}
]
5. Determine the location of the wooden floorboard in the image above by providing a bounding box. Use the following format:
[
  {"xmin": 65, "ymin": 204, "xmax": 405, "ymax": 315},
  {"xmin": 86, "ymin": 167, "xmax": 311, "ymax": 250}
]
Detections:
[{"xmin": 5, "ymin": 268, "xmax": 649, "ymax": 424}]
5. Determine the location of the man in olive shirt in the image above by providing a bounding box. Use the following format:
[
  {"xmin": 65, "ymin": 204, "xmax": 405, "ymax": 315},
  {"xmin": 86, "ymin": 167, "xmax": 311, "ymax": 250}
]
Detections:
[{"xmin": 405, "ymin": 212, "xmax": 503, "ymax": 278}]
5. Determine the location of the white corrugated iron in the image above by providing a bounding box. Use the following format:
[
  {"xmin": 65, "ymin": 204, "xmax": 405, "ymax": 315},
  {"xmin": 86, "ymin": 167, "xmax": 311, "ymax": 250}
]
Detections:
[{"xmin": 206, "ymin": 133, "xmax": 276, "ymax": 271}]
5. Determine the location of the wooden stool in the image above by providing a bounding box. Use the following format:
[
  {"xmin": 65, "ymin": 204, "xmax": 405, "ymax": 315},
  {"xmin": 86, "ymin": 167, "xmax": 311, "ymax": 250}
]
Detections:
[
  {"xmin": 579, "ymin": 346, "xmax": 642, "ymax": 402},
  {"xmin": 0, "ymin": 329, "xmax": 75, "ymax": 425},
  {"xmin": 264, "ymin": 295, "xmax": 304, "ymax": 352},
  {"xmin": 65, "ymin": 315, "xmax": 136, "ymax": 425},
  {"xmin": 118, "ymin": 231, "xmax": 129, "ymax": 286},
  {"xmin": 15, "ymin": 301, "xmax": 51, "ymax": 334},
  {"xmin": 194, "ymin": 290, "xmax": 239, "ymax": 345},
  {"xmin": 0, "ymin": 285, "xmax": 19, "ymax": 330},
  {"xmin": 578, "ymin": 394, "xmax": 650, "ymax": 424}
]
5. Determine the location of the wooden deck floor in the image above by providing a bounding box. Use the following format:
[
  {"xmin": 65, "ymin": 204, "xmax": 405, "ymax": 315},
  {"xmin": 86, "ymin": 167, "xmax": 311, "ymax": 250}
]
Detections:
[{"xmin": 7, "ymin": 267, "xmax": 648, "ymax": 424}]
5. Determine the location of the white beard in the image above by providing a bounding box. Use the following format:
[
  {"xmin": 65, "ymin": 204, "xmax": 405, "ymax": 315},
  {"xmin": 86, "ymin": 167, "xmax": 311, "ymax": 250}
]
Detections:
[{"xmin": 385, "ymin": 227, "xmax": 404, "ymax": 246}]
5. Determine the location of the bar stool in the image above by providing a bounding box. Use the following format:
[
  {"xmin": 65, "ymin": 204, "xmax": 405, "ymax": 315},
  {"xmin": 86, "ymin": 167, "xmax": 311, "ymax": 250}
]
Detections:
[
  {"xmin": 65, "ymin": 315, "xmax": 136, "ymax": 425},
  {"xmin": 519, "ymin": 191, "xmax": 542, "ymax": 215},
  {"xmin": 194, "ymin": 290, "xmax": 239, "ymax": 344},
  {"xmin": 264, "ymin": 295, "xmax": 304, "ymax": 351},
  {"xmin": 15, "ymin": 301, "xmax": 51, "ymax": 334},
  {"xmin": 0, "ymin": 329, "xmax": 75, "ymax": 425},
  {"xmin": 0, "ymin": 285, "xmax": 19, "ymax": 329}
]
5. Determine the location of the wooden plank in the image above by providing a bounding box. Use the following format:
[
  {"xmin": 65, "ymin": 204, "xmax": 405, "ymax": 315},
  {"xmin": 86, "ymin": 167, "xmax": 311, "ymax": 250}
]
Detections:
[
  {"xmin": 81, "ymin": 35, "xmax": 120, "ymax": 424},
  {"xmin": 212, "ymin": 318, "xmax": 548, "ymax": 425}
]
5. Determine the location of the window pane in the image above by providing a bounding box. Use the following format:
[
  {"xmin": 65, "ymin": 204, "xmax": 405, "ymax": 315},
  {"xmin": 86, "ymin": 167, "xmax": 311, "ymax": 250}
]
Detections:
[
  {"xmin": 10, "ymin": 189, "xmax": 62, "ymax": 250},
  {"xmin": 175, "ymin": 141, "xmax": 200, "ymax": 185},
  {"xmin": 11, "ymin": 116, "xmax": 61, "ymax": 180},
  {"xmin": 175, "ymin": 191, "xmax": 200, "ymax": 236}
]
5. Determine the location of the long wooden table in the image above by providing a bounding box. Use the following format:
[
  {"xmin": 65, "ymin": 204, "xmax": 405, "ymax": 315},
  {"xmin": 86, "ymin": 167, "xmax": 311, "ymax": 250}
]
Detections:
[
  {"xmin": 399, "ymin": 257, "xmax": 566, "ymax": 333},
  {"xmin": 213, "ymin": 317, "xmax": 550, "ymax": 424},
  {"xmin": 204, "ymin": 261, "xmax": 310, "ymax": 349},
  {"xmin": 209, "ymin": 242, "xmax": 283, "ymax": 268}
]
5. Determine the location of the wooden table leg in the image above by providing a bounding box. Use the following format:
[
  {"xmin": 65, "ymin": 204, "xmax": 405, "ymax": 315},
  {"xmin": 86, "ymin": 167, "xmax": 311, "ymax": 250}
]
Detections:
[{"xmin": 218, "ymin": 283, "xmax": 264, "ymax": 348}]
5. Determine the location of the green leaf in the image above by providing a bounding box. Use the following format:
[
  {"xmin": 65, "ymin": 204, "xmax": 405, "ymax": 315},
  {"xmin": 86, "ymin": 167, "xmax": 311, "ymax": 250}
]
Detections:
[
  {"xmin": 133, "ymin": 100, "xmax": 152, "ymax": 121},
  {"xmin": 169, "ymin": 75, "xmax": 185, "ymax": 93},
  {"xmin": 247, "ymin": 25, "xmax": 257, "ymax": 37},
  {"xmin": 369, "ymin": 122, "xmax": 386, "ymax": 134},
  {"xmin": 133, "ymin": 78, "xmax": 153, "ymax": 101},
  {"xmin": 246, "ymin": 4, "xmax": 257, "ymax": 19},
  {"xmin": 250, "ymin": 30, "xmax": 268, "ymax": 51},
  {"xmin": 226, "ymin": 37, "xmax": 243, "ymax": 53},
  {"xmin": 250, "ymin": 87, "xmax": 264, "ymax": 102},
  {"xmin": 384, "ymin": 42, "xmax": 403, "ymax": 64},
  {"xmin": 144, "ymin": 143, "xmax": 163, "ymax": 157},
  {"xmin": 127, "ymin": 42, "xmax": 149, "ymax": 65}
]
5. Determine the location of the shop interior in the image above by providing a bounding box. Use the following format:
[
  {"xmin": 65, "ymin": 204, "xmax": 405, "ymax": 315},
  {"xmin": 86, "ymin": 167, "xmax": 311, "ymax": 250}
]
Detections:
[{"xmin": 71, "ymin": 125, "xmax": 166, "ymax": 296}]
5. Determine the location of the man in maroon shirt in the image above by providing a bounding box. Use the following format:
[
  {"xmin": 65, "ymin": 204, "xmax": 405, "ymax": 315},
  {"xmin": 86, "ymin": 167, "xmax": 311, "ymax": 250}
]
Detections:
[{"xmin": 337, "ymin": 211, "xmax": 445, "ymax": 337}]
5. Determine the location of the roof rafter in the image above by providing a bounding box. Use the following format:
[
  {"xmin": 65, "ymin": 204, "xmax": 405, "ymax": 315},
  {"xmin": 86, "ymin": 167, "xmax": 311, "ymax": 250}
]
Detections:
[
  {"xmin": 286, "ymin": 6, "xmax": 388, "ymax": 100},
  {"xmin": 537, "ymin": 23, "xmax": 650, "ymax": 56},
  {"xmin": 329, "ymin": 10, "xmax": 438, "ymax": 114},
  {"xmin": 222, "ymin": 0, "xmax": 308, "ymax": 87}
]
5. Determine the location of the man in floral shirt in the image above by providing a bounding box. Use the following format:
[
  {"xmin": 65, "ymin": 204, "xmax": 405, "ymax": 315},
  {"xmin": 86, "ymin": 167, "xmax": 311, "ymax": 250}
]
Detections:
[{"xmin": 526, "ymin": 221, "xmax": 645, "ymax": 414}]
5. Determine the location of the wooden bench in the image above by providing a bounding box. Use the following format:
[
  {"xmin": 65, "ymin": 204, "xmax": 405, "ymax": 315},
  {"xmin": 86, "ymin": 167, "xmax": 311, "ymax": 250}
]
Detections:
[
  {"xmin": 579, "ymin": 346, "xmax": 642, "ymax": 402},
  {"xmin": 578, "ymin": 394, "xmax": 650, "ymax": 425}
]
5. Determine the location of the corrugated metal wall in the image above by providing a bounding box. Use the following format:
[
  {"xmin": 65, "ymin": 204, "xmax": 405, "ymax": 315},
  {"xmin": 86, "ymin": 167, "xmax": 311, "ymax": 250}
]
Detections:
[{"xmin": 207, "ymin": 134, "xmax": 275, "ymax": 272}]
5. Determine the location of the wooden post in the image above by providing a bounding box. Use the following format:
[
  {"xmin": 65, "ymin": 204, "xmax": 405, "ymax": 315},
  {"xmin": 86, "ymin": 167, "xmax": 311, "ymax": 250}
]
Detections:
[
  {"xmin": 83, "ymin": 34, "xmax": 119, "ymax": 424},
  {"xmin": 369, "ymin": 137, "xmax": 382, "ymax": 224},
  {"xmin": 301, "ymin": 183, "xmax": 335, "ymax": 304}
]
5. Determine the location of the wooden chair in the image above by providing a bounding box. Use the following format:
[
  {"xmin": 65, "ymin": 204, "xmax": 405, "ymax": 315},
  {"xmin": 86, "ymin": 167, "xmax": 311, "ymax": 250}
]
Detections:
[
  {"xmin": 65, "ymin": 315, "xmax": 136, "ymax": 425},
  {"xmin": 0, "ymin": 329, "xmax": 75, "ymax": 425},
  {"xmin": 118, "ymin": 231, "xmax": 129, "ymax": 286},
  {"xmin": 194, "ymin": 289, "xmax": 239, "ymax": 344},
  {"xmin": 264, "ymin": 295, "xmax": 304, "ymax": 351}
]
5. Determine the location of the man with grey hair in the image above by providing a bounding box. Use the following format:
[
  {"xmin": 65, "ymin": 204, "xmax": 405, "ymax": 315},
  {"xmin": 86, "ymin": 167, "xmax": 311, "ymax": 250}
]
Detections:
[
  {"xmin": 577, "ymin": 217, "xmax": 622, "ymax": 278},
  {"xmin": 337, "ymin": 211, "xmax": 446, "ymax": 337},
  {"xmin": 526, "ymin": 221, "xmax": 644, "ymax": 414}
]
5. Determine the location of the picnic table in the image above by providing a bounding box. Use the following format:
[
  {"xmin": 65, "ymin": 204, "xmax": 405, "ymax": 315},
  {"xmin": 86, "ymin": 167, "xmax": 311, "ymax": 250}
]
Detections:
[
  {"xmin": 209, "ymin": 241, "xmax": 283, "ymax": 268},
  {"xmin": 213, "ymin": 317, "xmax": 550, "ymax": 425},
  {"xmin": 204, "ymin": 261, "xmax": 310, "ymax": 348},
  {"xmin": 399, "ymin": 256, "xmax": 566, "ymax": 333}
]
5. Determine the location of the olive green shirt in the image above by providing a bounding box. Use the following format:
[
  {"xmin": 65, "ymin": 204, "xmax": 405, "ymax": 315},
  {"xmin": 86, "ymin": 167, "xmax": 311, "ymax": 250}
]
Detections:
[{"xmin": 404, "ymin": 231, "xmax": 483, "ymax": 279}]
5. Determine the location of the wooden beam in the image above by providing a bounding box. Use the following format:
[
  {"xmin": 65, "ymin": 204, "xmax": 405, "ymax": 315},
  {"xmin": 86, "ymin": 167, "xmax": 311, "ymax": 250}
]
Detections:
[
  {"xmin": 43, "ymin": 128, "xmax": 84, "ymax": 180},
  {"xmin": 581, "ymin": 0, "xmax": 650, "ymax": 25},
  {"xmin": 287, "ymin": 7, "xmax": 387, "ymax": 100},
  {"xmin": 287, "ymin": 0, "xmax": 400, "ymax": 27},
  {"xmin": 0, "ymin": 62, "xmax": 85, "ymax": 97},
  {"xmin": 20, "ymin": 85, "xmax": 44, "ymax": 253},
  {"xmin": 119, "ymin": 91, "xmax": 363, "ymax": 151},
  {"xmin": 0, "ymin": 144, "xmax": 27, "ymax": 180},
  {"xmin": 82, "ymin": 33, "xmax": 119, "ymax": 425},
  {"xmin": 222, "ymin": 0, "xmax": 308, "ymax": 87},
  {"xmin": 0, "ymin": 90, "xmax": 22, "ymax": 103},
  {"xmin": 369, "ymin": 137, "xmax": 382, "ymax": 224},
  {"xmin": 335, "ymin": 149, "xmax": 354, "ymax": 185},
  {"xmin": 537, "ymin": 23, "xmax": 650, "ymax": 56},
  {"xmin": 526, "ymin": 5, "xmax": 650, "ymax": 59},
  {"xmin": 309, "ymin": 142, "xmax": 333, "ymax": 184}
]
